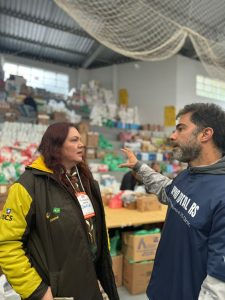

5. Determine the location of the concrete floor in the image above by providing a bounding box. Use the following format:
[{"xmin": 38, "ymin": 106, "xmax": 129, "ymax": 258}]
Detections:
[{"xmin": 117, "ymin": 286, "xmax": 148, "ymax": 300}]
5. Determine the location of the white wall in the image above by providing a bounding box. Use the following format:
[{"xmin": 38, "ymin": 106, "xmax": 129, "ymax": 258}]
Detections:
[
  {"xmin": 89, "ymin": 58, "xmax": 177, "ymax": 124},
  {"xmin": 176, "ymin": 55, "xmax": 225, "ymax": 111},
  {"xmin": 77, "ymin": 68, "xmax": 89, "ymax": 88},
  {"xmin": 89, "ymin": 65, "xmax": 114, "ymax": 90},
  {"xmin": 117, "ymin": 58, "xmax": 177, "ymax": 124},
  {"xmin": 1, "ymin": 53, "xmax": 78, "ymax": 91}
]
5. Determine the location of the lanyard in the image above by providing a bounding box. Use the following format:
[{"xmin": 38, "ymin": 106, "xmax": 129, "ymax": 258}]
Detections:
[
  {"xmin": 65, "ymin": 166, "xmax": 85, "ymax": 192},
  {"xmin": 65, "ymin": 166, "xmax": 96, "ymax": 220}
]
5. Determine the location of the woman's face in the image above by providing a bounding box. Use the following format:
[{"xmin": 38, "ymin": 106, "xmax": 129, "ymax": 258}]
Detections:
[{"xmin": 61, "ymin": 127, "xmax": 84, "ymax": 169}]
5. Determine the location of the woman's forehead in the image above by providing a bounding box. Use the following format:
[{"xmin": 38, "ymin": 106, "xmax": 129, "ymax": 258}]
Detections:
[{"xmin": 67, "ymin": 127, "xmax": 80, "ymax": 137}]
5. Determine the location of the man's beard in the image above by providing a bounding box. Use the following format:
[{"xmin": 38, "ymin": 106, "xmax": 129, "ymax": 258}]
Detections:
[{"xmin": 172, "ymin": 142, "xmax": 201, "ymax": 163}]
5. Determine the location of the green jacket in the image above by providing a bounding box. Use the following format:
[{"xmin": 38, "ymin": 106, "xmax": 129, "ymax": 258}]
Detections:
[{"xmin": 0, "ymin": 156, "xmax": 119, "ymax": 300}]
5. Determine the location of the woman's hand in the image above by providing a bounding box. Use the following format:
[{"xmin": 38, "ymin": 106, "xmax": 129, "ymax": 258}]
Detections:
[
  {"xmin": 119, "ymin": 148, "xmax": 138, "ymax": 169},
  {"xmin": 41, "ymin": 287, "xmax": 53, "ymax": 300}
]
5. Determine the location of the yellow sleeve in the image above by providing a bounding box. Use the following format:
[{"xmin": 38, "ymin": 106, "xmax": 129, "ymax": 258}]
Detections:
[{"xmin": 0, "ymin": 183, "xmax": 42, "ymax": 299}]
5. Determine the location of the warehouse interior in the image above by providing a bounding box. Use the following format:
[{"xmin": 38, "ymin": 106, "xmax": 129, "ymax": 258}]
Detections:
[{"xmin": 0, "ymin": 1, "xmax": 225, "ymax": 299}]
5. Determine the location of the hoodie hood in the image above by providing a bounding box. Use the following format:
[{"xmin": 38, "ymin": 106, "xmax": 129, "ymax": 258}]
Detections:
[
  {"xmin": 188, "ymin": 155, "xmax": 225, "ymax": 175},
  {"xmin": 28, "ymin": 156, "xmax": 53, "ymax": 174}
]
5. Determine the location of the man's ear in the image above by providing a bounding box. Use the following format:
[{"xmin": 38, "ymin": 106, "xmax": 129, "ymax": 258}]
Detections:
[{"xmin": 201, "ymin": 127, "xmax": 214, "ymax": 142}]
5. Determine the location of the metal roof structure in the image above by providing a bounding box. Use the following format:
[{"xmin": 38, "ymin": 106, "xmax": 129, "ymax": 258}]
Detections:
[{"xmin": 0, "ymin": 0, "xmax": 197, "ymax": 69}]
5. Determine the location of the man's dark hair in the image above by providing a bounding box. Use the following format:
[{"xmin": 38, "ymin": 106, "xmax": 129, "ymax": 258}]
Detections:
[{"xmin": 177, "ymin": 103, "xmax": 225, "ymax": 152}]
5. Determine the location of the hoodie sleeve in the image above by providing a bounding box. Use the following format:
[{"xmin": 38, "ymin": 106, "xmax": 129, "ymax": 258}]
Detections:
[
  {"xmin": 134, "ymin": 162, "xmax": 172, "ymax": 203},
  {"xmin": 0, "ymin": 183, "xmax": 48, "ymax": 299},
  {"xmin": 198, "ymin": 275, "xmax": 225, "ymax": 300}
]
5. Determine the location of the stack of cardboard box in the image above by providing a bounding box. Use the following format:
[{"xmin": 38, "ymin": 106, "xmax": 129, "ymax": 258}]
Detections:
[
  {"xmin": 122, "ymin": 231, "xmax": 160, "ymax": 294},
  {"xmin": 86, "ymin": 132, "xmax": 99, "ymax": 159},
  {"xmin": 78, "ymin": 122, "xmax": 100, "ymax": 159}
]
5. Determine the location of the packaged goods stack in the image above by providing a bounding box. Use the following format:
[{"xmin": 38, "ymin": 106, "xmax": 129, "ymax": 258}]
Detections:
[
  {"xmin": 109, "ymin": 227, "xmax": 161, "ymax": 295},
  {"xmin": 0, "ymin": 122, "xmax": 48, "ymax": 210},
  {"xmin": 122, "ymin": 229, "xmax": 160, "ymax": 295},
  {"xmin": 106, "ymin": 187, "xmax": 164, "ymax": 295}
]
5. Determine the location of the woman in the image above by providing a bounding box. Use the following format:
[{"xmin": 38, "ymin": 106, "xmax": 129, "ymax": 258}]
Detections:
[{"xmin": 0, "ymin": 122, "xmax": 119, "ymax": 300}]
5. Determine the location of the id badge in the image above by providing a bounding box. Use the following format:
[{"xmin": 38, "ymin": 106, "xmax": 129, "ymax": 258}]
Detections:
[{"xmin": 76, "ymin": 192, "xmax": 96, "ymax": 219}]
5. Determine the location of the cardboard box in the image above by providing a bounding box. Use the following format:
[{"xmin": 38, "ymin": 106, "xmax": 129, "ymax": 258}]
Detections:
[
  {"xmin": 111, "ymin": 254, "xmax": 123, "ymax": 287},
  {"xmin": 38, "ymin": 113, "xmax": 50, "ymax": 125},
  {"xmin": 0, "ymin": 195, "xmax": 7, "ymax": 210},
  {"xmin": 78, "ymin": 121, "xmax": 90, "ymax": 133},
  {"xmin": 136, "ymin": 194, "xmax": 162, "ymax": 212},
  {"xmin": 122, "ymin": 232, "xmax": 160, "ymax": 262},
  {"xmin": 123, "ymin": 257, "xmax": 154, "ymax": 294},
  {"xmin": 0, "ymin": 184, "xmax": 10, "ymax": 196},
  {"xmin": 123, "ymin": 201, "xmax": 137, "ymax": 210},
  {"xmin": 53, "ymin": 111, "xmax": 67, "ymax": 122},
  {"xmin": 80, "ymin": 133, "xmax": 87, "ymax": 145},
  {"xmin": 87, "ymin": 132, "xmax": 99, "ymax": 148},
  {"xmin": 4, "ymin": 111, "xmax": 17, "ymax": 122},
  {"xmin": 101, "ymin": 192, "xmax": 113, "ymax": 206},
  {"xmin": 86, "ymin": 147, "xmax": 96, "ymax": 159}
]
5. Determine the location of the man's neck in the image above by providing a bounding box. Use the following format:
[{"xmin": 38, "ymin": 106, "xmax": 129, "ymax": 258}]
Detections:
[{"xmin": 190, "ymin": 148, "xmax": 223, "ymax": 167}]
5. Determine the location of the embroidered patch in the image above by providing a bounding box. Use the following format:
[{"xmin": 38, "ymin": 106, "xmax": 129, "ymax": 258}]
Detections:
[
  {"xmin": 53, "ymin": 207, "xmax": 61, "ymax": 214},
  {"xmin": 50, "ymin": 216, "xmax": 59, "ymax": 222},
  {"xmin": 6, "ymin": 208, "xmax": 11, "ymax": 214}
]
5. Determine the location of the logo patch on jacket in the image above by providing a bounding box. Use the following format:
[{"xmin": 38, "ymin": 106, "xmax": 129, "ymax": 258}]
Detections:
[
  {"xmin": 1, "ymin": 208, "xmax": 13, "ymax": 221},
  {"xmin": 46, "ymin": 208, "xmax": 61, "ymax": 222},
  {"xmin": 6, "ymin": 208, "xmax": 11, "ymax": 214},
  {"xmin": 53, "ymin": 207, "xmax": 61, "ymax": 214}
]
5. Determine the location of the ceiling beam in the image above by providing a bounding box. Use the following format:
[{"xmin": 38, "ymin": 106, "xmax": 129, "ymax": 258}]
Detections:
[
  {"xmin": 0, "ymin": 47, "xmax": 79, "ymax": 68},
  {"xmin": 0, "ymin": 6, "xmax": 90, "ymax": 39},
  {"xmin": 0, "ymin": 31, "xmax": 87, "ymax": 57},
  {"xmin": 82, "ymin": 45, "xmax": 105, "ymax": 68},
  {"xmin": 0, "ymin": 32, "xmax": 110, "ymax": 66}
]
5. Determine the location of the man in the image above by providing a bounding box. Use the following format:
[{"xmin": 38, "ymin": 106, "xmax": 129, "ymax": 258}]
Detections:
[
  {"xmin": 23, "ymin": 92, "xmax": 37, "ymax": 113},
  {"xmin": 120, "ymin": 103, "xmax": 225, "ymax": 300},
  {"xmin": 120, "ymin": 170, "xmax": 143, "ymax": 190},
  {"xmin": 120, "ymin": 161, "xmax": 161, "ymax": 191}
]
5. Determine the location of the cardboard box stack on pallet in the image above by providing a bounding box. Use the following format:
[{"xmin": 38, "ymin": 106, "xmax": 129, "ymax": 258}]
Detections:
[{"xmin": 121, "ymin": 231, "xmax": 160, "ymax": 294}]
